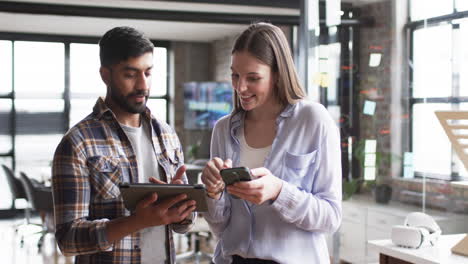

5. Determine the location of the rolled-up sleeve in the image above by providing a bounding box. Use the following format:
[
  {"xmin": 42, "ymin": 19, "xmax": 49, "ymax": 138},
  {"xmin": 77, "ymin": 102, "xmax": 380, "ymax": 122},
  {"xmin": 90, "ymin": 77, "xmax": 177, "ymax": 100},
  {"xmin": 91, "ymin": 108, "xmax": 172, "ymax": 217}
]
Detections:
[
  {"xmin": 201, "ymin": 119, "xmax": 233, "ymax": 236},
  {"xmin": 52, "ymin": 135, "xmax": 113, "ymax": 256}
]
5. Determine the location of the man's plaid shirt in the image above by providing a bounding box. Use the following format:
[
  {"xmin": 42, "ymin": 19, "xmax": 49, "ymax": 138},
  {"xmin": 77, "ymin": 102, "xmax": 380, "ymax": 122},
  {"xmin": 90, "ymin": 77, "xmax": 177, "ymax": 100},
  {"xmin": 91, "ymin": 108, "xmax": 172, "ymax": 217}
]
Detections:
[{"xmin": 52, "ymin": 98, "xmax": 194, "ymax": 264}]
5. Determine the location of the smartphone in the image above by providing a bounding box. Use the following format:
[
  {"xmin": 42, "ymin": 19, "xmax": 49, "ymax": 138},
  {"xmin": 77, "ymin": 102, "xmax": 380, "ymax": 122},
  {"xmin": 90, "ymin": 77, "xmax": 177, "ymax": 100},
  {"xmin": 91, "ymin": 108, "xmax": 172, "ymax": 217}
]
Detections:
[{"xmin": 220, "ymin": 167, "xmax": 252, "ymax": 186}]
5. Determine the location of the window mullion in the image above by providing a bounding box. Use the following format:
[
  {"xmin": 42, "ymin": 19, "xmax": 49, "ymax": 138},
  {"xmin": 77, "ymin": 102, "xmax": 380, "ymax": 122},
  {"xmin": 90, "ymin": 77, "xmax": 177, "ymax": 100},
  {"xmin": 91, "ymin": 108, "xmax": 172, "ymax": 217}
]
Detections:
[
  {"xmin": 451, "ymin": 22, "xmax": 462, "ymax": 180},
  {"xmin": 64, "ymin": 42, "xmax": 70, "ymax": 132},
  {"xmin": 11, "ymin": 41, "xmax": 16, "ymax": 171}
]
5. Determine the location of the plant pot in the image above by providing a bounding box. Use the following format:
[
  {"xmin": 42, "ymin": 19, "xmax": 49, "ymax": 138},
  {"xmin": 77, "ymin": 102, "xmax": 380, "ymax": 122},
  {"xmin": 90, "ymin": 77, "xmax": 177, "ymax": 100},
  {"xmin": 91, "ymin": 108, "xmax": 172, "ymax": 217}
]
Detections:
[{"xmin": 374, "ymin": 184, "xmax": 392, "ymax": 204}]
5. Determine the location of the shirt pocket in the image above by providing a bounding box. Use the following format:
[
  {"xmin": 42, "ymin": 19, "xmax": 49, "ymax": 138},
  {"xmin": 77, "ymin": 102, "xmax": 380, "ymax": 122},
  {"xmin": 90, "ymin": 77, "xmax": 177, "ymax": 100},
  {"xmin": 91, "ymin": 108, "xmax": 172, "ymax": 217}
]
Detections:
[
  {"xmin": 166, "ymin": 147, "xmax": 181, "ymax": 165},
  {"xmin": 163, "ymin": 147, "xmax": 184, "ymax": 182},
  {"xmin": 87, "ymin": 156, "xmax": 122, "ymax": 200},
  {"xmin": 283, "ymin": 150, "xmax": 317, "ymax": 187}
]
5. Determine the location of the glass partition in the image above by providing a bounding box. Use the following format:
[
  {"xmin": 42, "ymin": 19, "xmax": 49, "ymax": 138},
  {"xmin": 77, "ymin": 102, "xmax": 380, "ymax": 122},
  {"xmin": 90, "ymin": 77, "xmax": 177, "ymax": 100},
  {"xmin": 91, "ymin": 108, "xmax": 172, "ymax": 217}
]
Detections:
[{"xmin": 300, "ymin": 1, "xmax": 468, "ymax": 262}]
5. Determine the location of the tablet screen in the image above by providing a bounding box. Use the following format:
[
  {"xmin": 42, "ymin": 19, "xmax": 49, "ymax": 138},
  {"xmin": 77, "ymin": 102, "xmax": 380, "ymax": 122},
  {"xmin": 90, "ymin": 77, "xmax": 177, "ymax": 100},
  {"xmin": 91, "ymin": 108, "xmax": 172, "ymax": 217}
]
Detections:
[{"xmin": 119, "ymin": 183, "xmax": 208, "ymax": 212}]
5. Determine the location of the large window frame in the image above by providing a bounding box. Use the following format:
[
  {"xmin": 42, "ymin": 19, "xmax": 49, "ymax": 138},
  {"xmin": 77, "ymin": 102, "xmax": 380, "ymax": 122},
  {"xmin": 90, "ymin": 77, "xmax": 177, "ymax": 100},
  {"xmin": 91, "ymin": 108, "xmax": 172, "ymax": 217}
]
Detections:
[
  {"xmin": 0, "ymin": 32, "xmax": 170, "ymax": 210},
  {"xmin": 408, "ymin": 8, "xmax": 468, "ymax": 181}
]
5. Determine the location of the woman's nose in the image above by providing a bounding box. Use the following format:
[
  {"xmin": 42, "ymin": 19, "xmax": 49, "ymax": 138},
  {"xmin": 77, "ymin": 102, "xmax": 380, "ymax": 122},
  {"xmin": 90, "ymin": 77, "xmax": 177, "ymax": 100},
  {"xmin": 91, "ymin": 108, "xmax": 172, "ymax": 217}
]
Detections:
[{"xmin": 236, "ymin": 78, "xmax": 247, "ymax": 92}]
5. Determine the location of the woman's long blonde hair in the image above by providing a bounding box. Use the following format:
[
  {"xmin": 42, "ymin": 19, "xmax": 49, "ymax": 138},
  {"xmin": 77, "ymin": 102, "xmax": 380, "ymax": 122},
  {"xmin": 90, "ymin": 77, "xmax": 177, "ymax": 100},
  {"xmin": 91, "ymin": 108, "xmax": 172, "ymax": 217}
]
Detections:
[{"xmin": 231, "ymin": 22, "xmax": 305, "ymax": 112}]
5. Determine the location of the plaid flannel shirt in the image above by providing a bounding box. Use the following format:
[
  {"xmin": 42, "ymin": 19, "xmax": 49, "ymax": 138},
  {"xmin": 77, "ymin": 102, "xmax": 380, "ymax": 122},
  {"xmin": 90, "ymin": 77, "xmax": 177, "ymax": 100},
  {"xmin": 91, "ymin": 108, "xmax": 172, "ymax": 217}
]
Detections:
[{"xmin": 52, "ymin": 97, "xmax": 194, "ymax": 264}]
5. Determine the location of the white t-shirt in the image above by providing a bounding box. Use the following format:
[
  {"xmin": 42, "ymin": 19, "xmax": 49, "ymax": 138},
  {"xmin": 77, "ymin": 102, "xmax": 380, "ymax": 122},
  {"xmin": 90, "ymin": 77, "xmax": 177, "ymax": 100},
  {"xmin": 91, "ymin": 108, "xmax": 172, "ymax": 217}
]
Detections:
[
  {"xmin": 239, "ymin": 125, "xmax": 272, "ymax": 171},
  {"xmin": 121, "ymin": 119, "xmax": 166, "ymax": 264}
]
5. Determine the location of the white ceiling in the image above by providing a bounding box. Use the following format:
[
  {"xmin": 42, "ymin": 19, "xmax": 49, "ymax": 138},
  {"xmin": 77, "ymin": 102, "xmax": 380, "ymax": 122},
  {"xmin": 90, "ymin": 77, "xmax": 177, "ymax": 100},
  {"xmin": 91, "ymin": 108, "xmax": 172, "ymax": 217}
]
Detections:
[{"xmin": 0, "ymin": 0, "xmax": 299, "ymax": 42}]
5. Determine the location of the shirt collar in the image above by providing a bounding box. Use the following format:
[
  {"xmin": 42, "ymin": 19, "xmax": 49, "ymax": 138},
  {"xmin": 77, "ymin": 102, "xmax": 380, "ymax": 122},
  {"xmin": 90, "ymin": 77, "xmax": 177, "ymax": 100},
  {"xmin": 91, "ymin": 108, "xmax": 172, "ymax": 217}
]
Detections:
[
  {"xmin": 228, "ymin": 102, "xmax": 298, "ymax": 141},
  {"xmin": 92, "ymin": 97, "xmax": 153, "ymax": 122},
  {"xmin": 229, "ymin": 103, "xmax": 297, "ymax": 125}
]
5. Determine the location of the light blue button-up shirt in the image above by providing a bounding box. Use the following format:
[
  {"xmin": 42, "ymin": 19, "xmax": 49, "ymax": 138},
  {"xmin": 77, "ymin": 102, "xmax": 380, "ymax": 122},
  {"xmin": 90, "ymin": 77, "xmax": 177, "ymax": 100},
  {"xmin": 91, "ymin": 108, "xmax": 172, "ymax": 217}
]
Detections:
[{"xmin": 204, "ymin": 100, "xmax": 342, "ymax": 264}]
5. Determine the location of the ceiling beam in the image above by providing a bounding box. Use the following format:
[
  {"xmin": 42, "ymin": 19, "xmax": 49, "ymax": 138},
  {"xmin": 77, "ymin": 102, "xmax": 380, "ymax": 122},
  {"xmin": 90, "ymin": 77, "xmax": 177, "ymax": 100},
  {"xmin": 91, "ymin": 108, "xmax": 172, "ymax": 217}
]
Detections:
[
  {"xmin": 149, "ymin": 0, "xmax": 300, "ymax": 9},
  {"xmin": 0, "ymin": 1, "xmax": 299, "ymax": 25}
]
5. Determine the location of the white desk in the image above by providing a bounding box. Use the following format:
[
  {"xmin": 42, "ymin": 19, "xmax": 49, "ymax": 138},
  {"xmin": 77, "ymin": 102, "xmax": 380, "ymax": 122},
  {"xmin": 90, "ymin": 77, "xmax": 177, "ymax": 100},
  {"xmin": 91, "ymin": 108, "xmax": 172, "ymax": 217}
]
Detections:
[{"xmin": 368, "ymin": 234, "xmax": 468, "ymax": 264}]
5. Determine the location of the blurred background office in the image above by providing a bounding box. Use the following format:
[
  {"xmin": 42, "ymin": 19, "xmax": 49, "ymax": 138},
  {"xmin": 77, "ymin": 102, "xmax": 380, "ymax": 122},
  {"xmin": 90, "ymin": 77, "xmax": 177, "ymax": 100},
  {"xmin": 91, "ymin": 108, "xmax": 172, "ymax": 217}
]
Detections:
[{"xmin": 1, "ymin": 0, "xmax": 468, "ymax": 263}]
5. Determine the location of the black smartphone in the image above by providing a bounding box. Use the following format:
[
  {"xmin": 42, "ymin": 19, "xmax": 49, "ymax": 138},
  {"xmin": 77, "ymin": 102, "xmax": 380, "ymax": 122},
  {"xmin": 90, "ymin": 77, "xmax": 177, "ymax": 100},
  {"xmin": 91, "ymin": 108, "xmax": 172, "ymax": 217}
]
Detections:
[{"xmin": 220, "ymin": 167, "xmax": 252, "ymax": 186}]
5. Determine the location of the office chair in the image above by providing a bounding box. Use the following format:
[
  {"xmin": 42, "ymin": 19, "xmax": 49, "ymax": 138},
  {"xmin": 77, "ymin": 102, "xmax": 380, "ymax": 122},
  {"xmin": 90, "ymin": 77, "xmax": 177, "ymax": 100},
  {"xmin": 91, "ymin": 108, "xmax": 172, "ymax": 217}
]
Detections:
[
  {"xmin": 2, "ymin": 164, "xmax": 38, "ymax": 245},
  {"xmin": 2, "ymin": 164, "xmax": 27, "ymax": 210},
  {"xmin": 19, "ymin": 172, "xmax": 54, "ymax": 252}
]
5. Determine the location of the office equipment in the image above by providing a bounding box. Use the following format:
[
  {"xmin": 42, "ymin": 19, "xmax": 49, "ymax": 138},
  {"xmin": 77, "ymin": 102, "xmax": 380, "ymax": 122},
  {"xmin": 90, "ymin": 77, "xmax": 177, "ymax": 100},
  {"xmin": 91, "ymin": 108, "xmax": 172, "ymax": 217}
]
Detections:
[
  {"xmin": 119, "ymin": 183, "xmax": 208, "ymax": 212},
  {"xmin": 183, "ymin": 82, "xmax": 233, "ymax": 130},
  {"xmin": 220, "ymin": 167, "xmax": 252, "ymax": 185},
  {"xmin": 391, "ymin": 212, "xmax": 441, "ymax": 249}
]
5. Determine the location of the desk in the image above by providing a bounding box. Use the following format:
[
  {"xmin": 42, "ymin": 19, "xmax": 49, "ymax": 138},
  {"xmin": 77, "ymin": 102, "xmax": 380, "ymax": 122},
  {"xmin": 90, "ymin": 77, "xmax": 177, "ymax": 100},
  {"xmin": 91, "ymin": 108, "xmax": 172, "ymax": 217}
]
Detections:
[{"xmin": 368, "ymin": 234, "xmax": 468, "ymax": 264}]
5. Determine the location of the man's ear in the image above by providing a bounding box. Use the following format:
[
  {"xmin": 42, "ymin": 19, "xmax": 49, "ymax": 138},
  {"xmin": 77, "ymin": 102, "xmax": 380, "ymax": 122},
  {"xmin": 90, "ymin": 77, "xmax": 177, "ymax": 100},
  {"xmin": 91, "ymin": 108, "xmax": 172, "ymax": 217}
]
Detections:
[{"xmin": 100, "ymin": 66, "xmax": 111, "ymax": 86}]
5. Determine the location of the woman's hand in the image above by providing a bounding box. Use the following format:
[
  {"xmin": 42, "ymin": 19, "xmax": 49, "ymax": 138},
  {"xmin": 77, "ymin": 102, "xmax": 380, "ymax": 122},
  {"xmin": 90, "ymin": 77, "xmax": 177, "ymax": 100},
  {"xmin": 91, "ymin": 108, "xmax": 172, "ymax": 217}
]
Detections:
[
  {"xmin": 201, "ymin": 158, "xmax": 232, "ymax": 200},
  {"xmin": 226, "ymin": 167, "xmax": 283, "ymax": 204}
]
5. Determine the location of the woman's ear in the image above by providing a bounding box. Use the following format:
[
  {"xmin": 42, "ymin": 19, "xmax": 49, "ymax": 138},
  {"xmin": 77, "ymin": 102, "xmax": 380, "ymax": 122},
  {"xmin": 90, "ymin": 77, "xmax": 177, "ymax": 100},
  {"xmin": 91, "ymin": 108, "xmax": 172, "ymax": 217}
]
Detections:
[{"xmin": 99, "ymin": 66, "xmax": 111, "ymax": 86}]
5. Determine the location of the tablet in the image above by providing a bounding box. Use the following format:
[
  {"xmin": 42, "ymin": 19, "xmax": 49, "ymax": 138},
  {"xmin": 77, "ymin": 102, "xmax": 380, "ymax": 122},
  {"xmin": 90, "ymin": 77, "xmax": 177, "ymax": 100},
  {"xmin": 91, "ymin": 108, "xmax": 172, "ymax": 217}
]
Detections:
[{"xmin": 119, "ymin": 183, "xmax": 208, "ymax": 212}]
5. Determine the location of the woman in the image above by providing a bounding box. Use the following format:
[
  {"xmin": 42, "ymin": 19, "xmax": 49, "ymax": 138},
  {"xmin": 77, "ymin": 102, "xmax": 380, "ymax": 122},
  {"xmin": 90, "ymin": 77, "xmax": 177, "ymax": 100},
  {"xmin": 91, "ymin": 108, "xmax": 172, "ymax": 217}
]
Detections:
[{"xmin": 201, "ymin": 22, "xmax": 342, "ymax": 264}]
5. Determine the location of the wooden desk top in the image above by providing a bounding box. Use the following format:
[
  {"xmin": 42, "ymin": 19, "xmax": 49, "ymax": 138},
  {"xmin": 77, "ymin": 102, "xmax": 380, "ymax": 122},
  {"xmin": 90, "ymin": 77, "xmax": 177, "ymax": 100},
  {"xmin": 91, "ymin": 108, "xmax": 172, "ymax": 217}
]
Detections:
[{"xmin": 368, "ymin": 234, "xmax": 468, "ymax": 264}]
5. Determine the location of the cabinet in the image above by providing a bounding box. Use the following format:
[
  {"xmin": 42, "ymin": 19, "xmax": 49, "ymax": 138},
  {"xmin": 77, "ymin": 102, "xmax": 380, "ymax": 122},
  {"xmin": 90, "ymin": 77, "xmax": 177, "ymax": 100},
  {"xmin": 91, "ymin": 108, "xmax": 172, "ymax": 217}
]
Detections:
[{"xmin": 338, "ymin": 195, "xmax": 468, "ymax": 264}]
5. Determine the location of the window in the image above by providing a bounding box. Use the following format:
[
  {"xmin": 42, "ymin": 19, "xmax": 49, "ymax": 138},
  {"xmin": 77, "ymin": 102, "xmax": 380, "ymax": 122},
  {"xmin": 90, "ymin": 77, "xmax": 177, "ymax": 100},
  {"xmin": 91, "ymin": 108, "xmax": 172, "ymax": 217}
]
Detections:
[
  {"xmin": 69, "ymin": 43, "xmax": 168, "ymax": 126},
  {"xmin": 409, "ymin": 4, "xmax": 468, "ymax": 180},
  {"xmin": 410, "ymin": 0, "xmax": 453, "ymax": 21},
  {"xmin": 0, "ymin": 33, "xmax": 170, "ymax": 210}
]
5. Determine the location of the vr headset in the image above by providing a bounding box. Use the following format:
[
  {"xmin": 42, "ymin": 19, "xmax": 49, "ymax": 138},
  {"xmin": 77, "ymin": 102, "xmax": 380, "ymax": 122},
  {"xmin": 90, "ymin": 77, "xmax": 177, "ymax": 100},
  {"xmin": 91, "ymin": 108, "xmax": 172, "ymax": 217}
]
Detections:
[{"xmin": 391, "ymin": 212, "xmax": 441, "ymax": 249}]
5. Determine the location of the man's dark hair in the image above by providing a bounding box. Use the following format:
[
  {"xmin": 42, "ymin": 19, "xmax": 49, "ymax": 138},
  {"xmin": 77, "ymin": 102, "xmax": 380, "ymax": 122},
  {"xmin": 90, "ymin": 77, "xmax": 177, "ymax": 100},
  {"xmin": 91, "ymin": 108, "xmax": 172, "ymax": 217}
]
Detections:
[{"xmin": 99, "ymin": 26, "xmax": 154, "ymax": 67}]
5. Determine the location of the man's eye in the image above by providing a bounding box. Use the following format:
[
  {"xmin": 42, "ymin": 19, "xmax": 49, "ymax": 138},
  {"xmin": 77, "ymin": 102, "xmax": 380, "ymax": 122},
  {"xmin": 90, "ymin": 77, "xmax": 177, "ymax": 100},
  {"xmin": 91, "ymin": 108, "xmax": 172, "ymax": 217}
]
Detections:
[
  {"xmin": 145, "ymin": 71, "xmax": 152, "ymax": 77},
  {"xmin": 125, "ymin": 74, "xmax": 135, "ymax": 78},
  {"xmin": 231, "ymin": 74, "xmax": 239, "ymax": 79},
  {"xmin": 248, "ymin": 77, "xmax": 260, "ymax": 82}
]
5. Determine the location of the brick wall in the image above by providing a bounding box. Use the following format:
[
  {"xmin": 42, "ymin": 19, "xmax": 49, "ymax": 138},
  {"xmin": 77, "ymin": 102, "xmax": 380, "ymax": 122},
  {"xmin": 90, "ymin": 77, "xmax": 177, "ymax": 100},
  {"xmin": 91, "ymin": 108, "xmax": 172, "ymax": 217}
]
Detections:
[
  {"xmin": 392, "ymin": 178, "xmax": 468, "ymax": 214},
  {"xmin": 212, "ymin": 35, "xmax": 237, "ymax": 82}
]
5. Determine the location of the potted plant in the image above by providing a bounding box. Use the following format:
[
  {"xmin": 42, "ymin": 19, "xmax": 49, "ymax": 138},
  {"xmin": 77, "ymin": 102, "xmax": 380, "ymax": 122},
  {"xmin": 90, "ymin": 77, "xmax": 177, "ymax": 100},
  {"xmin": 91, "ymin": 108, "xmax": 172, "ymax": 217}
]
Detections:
[{"xmin": 349, "ymin": 139, "xmax": 399, "ymax": 204}]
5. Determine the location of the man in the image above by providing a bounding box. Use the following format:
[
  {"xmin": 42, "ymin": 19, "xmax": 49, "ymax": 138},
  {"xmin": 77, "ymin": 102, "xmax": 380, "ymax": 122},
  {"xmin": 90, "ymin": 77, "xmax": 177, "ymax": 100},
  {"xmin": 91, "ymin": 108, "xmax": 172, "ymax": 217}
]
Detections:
[{"xmin": 52, "ymin": 26, "xmax": 196, "ymax": 264}]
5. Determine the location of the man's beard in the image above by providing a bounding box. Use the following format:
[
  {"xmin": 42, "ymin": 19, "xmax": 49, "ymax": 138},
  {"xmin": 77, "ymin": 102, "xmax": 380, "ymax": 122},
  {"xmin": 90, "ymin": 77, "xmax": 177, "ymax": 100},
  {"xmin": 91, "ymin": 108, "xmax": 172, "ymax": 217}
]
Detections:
[{"xmin": 109, "ymin": 84, "xmax": 149, "ymax": 114}]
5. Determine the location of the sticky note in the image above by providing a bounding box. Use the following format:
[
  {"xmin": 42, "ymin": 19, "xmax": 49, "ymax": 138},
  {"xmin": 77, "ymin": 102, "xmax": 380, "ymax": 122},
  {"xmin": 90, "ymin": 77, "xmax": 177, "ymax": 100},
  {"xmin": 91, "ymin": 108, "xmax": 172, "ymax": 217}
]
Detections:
[
  {"xmin": 369, "ymin": 53, "xmax": 382, "ymax": 67},
  {"xmin": 363, "ymin": 100, "xmax": 376, "ymax": 116}
]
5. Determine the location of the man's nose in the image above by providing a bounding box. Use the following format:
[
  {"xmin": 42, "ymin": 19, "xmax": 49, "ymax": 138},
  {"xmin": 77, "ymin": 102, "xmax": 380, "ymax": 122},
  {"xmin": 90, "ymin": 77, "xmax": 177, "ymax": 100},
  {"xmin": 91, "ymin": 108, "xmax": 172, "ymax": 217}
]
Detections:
[{"xmin": 136, "ymin": 73, "xmax": 150, "ymax": 91}]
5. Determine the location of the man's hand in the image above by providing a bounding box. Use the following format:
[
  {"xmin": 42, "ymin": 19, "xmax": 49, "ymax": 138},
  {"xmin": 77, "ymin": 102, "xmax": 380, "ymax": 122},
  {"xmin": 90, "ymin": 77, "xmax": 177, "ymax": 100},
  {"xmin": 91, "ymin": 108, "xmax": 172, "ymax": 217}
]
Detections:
[
  {"xmin": 134, "ymin": 192, "xmax": 196, "ymax": 229},
  {"xmin": 226, "ymin": 167, "xmax": 283, "ymax": 204},
  {"xmin": 105, "ymin": 187, "xmax": 196, "ymax": 243},
  {"xmin": 149, "ymin": 165, "xmax": 186, "ymax": 185},
  {"xmin": 201, "ymin": 158, "xmax": 231, "ymax": 200}
]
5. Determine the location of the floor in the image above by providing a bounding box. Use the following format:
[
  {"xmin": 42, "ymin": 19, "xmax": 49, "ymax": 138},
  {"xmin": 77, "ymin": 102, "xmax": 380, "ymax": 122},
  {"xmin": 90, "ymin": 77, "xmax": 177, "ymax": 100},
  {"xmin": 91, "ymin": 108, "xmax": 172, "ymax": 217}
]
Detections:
[{"xmin": 0, "ymin": 215, "xmax": 214, "ymax": 264}]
